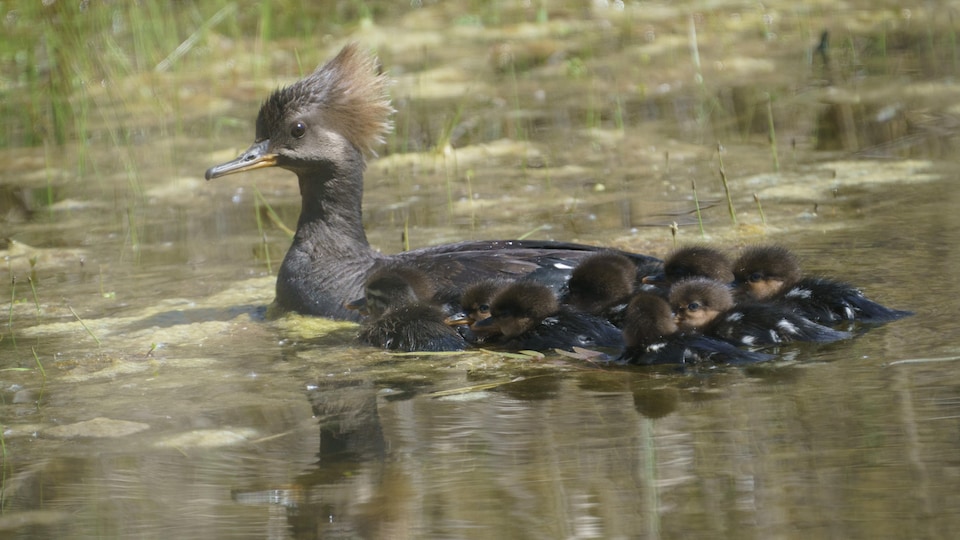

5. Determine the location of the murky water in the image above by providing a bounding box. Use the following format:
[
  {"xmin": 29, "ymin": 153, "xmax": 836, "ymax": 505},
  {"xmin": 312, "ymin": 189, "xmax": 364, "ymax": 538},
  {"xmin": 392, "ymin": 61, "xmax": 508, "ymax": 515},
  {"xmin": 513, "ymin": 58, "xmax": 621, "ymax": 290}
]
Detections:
[{"xmin": 3, "ymin": 2, "xmax": 960, "ymax": 538}]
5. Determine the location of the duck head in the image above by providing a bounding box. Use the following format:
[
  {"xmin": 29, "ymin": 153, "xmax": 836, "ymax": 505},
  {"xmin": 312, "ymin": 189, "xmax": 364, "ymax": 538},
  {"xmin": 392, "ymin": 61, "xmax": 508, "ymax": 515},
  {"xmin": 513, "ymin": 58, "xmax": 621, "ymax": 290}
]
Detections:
[
  {"xmin": 668, "ymin": 278, "xmax": 734, "ymax": 333},
  {"xmin": 563, "ymin": 252, "xmax": 636, "ymax": 314},
  {"xmin": 732, "ymin": 245, "xmax": 803, "ymax": 301},
  {"xmin": 621, "ymin": 293, "xmax": 679, "ymax": 348},
  {"xmin": 205, "ymin": 43, "xmax": 393, "ymax": 182}
]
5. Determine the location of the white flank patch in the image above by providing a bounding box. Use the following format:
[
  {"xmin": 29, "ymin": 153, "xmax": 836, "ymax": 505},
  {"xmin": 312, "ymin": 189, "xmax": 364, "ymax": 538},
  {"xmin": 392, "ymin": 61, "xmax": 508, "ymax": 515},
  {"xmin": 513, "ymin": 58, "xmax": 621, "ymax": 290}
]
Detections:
[
  {"xmin": 776, "ymin": 319, "xmax": 799, "ymax": 335},
  {"xmin": 786, "ymin": 287, "xmax": 812, "ymax": 299}
]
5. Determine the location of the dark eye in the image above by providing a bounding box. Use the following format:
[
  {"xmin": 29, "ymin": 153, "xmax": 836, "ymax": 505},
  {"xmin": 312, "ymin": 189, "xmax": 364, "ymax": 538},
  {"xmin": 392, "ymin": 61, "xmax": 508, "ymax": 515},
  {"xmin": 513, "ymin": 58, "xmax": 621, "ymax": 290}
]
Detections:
[
  {"xmin": 748, "ymin": 272, "xmax": 763, "ymax": 283},
  {"xmin": 687, "ymin": 302, "xmax": 701, "ymax": 312},
  {"xmin": 291, "ymin": 122, "xmax": 306, "ymax": 138}
]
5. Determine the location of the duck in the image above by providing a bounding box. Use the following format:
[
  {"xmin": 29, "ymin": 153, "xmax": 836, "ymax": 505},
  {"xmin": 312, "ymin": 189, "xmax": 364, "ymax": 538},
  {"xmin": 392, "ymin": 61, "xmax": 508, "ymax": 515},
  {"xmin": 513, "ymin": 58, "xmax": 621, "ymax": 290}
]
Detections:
[
  {"xmin": 469, "ymin": 280, "xmax": 624, "ymax": 352},
  {"xmin": 732, "ymin": 245, "xmax": 913, "ymax": 324},
  {"xmin": 347, "ymin": 265, "xmax": 467, "ymax": 352},
  {"xmin": 560, "ymin": 252, "xmax": 637, "ymax": 325},
  {"xmin": 615, "ymin": 292, "xmax": 774, "ymax": 365},
  {"xmin": 641, "ymin": 245, "xmax": 734, "ymax": 290},
  {"xmin": 669, "ymin": 278, "xmax": 852, "ymax": 346},
  {"xmin": 205, "ymin": 43, "xmax": 662, "ymax": 321}
]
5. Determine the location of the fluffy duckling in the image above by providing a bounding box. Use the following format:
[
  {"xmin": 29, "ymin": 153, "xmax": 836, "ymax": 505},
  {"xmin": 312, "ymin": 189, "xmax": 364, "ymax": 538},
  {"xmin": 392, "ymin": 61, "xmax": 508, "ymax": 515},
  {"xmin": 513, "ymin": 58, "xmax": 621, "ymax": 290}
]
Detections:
[
  {"xmin": 733, "ymin": 245, "xmax": 912, "ymax": 324},
  {"xmin": 561, "ymin": 252, "xmax": 637, "ymax": 325},
  {"xmin": 348, "ymin": 266, "xmax": 466, "ymax": 352},
  {"xmin": 669, "ymin": 278, "xmax": 852, "ymax": 346},
  {"xmin": 616, "ymin": 293, "xmax": 774, "ymax": 365},
  {"xmin": 642, "ymin": 245, "xmax": 734, "ymax": 291},
  {"xmin": 472, "ymin": 281, "xmax": 623, "ymax": 352}
]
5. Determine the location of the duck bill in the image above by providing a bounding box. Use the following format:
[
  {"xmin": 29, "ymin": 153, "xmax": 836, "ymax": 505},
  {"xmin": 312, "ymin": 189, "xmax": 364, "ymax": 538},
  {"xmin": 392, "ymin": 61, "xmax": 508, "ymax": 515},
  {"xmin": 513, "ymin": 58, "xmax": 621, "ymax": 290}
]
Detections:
[
  {"xmin": 205, "ymin": 140, "xmax": 277, "ymax": 180},
  {"xmin": 444, "ymin": 313, "xmax": 471, "ymax": 326},
  {"xmin": 640, "ymin": 272, "xmax": 666, "ymax": 285},
  {"xmin": 344, "ymin": 297, "xmax": 369, "ymax": 317}
]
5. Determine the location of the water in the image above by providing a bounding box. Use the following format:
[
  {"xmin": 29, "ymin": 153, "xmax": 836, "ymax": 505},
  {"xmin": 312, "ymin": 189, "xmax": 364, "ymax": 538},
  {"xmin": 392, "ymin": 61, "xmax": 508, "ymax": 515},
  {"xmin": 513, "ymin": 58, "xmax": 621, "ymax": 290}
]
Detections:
[{"xmin": 3, "ymin": 2, "xmax": 960, "ymax": 538}]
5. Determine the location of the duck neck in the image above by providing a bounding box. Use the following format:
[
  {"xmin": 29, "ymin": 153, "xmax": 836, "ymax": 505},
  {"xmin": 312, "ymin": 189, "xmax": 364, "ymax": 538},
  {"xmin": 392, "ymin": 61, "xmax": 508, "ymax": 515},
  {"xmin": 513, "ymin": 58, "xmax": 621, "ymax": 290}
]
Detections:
[
  {"xmin": 293, "ymin": 154, "xmax": 372, "ymax": 256},
  {"xmin": 275, "ymin": 150, "xmax": 380, "ymax": 319}
]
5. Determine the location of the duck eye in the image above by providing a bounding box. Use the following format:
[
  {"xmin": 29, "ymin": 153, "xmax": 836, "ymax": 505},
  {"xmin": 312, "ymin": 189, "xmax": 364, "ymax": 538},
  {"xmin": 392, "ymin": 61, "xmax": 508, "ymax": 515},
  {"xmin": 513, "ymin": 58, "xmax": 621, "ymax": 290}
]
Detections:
[
  {"xmin": 748, "ymin": 272, "xmax": 763, "ymax": 283},
  {"xmin": 687, "ymin": 302, "xmax": 701, "ymax": 312},
  {"xmin": 291, "ymin": 122, "xmax": 306, "ymax": 139}
]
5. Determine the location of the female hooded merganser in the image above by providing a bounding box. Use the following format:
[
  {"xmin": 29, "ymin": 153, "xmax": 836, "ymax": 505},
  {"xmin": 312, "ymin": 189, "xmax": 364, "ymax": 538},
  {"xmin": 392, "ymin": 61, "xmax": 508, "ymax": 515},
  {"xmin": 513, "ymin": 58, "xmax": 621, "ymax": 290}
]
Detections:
[
  {"xmin": 470, "ymin": 281, "xmax": 623, "ymax": 352},
  {"xmin": 732, "ymin": 245, "xmax": 912, "ymax": 324},
  {"xmin": 205, "ymin": 43, "xmax": 661, "ymax": 321},
  {"xmin": 669, "ymin": 278, "xmax": 852, "ymax": 346},
  {"xmin": 642, "ymin": 245, "xmax": 734, "ymax": 290},
  {"xmin": 616, "ymin": 292, "xmax": 774, "ymax": 365},
  {"xmin": 348, "ymin": 266, "xmax": 467, "ymax": 352},
  {"xmin": 561, "ymin": 252, "xmax": 637, "ymax": 325}
]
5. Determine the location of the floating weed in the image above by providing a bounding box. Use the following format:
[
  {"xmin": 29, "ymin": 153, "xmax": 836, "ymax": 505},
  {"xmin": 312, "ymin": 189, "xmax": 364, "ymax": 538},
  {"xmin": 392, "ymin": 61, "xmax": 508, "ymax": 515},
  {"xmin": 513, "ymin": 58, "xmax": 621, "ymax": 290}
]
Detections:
[
  {"xmin": 123, "ymin": 208, "xmax": 142, "ymax": 265},
  {"xmin": 766, "ymin": 93, "xmax": 780, "ymax": 172},
  {"xmin": 466, "ymin": 169, "xmax": 476, "ymax": 231},
  {"xmin": 691, "ymin": 180, "xmax": 705, "ymax": 238},
  {"xmin": 518, "ymin": 224, "xmax": 550, "ymax": 241},
  {"xmin": 99, "ymin": 265, "xmax": 115, "ymax": 299},
  {"xmin": 717, "ymin": 143, "xmax": 738, "ymax": 225},
  {"xmin": 156, "ymin": 3, "xmax": 236, "ymax": 72},
  {"xmin": 27, "ymin": 277, "xmax": 40, "ymax": 320},
  {"xmin": 886, "ymin": 355, "xmax": 960, "ymax": 367},
  {"xmin": 753, "ymin": 193, "xmax": 767, "ymax": 227},
  {"xmin": 31, "ymin": 348, "xmax": 46, "ymax": 407},
  {"xmin": 670, "ymin": 221, "xmax": 680, "ymax": 247},
  {"xmin": 252, "ymin": 186, "xmax": 294, "ymax": 237},
  {"xmin": 614, "ymin": 94, "xmax": 625, "ymax": 133},
  {"xmin": 7, "ymin": 276, "xmax": 16, "ymax": 351},
  {"xmin": 443, "ymin": 149, "xmax": 459, "ymax": 221},
  {"xmin": 429, "ymin": 372, "xmax": 553, "ymax": 398},
  {"xmin": 68, "ymin": 305, "xmax": 102, "ymax": 348},
  {"xmin": 253, "ymin": 191, "xmax": 273, "ymax": 274},
  {"xmin": 0, "ymin": 421, "xmax": 7, "ymax": 510}
]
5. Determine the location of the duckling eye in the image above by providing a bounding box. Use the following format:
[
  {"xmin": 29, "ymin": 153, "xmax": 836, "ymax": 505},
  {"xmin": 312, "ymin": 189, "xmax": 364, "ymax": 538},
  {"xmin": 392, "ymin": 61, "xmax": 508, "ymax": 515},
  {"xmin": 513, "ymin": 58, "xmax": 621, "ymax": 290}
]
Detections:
[
  {"xmin": 478, "ymin": 303, "xmax": 490, "ymax": 313},
  {"xmin": 748, "ymin": 272, "xmax": 763, "ymax": 283},
  {"xmin": 290, "ymin": 122, "xmax": 306, "ymax": 139},
  {"xmin": 686, "ymin": 302, "xmax": 701, "ymax": 312}
]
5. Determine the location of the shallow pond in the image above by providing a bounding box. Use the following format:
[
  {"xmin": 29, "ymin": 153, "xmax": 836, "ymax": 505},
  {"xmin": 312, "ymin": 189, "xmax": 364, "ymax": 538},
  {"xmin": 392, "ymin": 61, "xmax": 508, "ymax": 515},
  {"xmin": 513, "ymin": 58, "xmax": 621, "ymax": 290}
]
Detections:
[{"xmin": 2, "ymin": 1, "xmax": 960, "ymax": 538}]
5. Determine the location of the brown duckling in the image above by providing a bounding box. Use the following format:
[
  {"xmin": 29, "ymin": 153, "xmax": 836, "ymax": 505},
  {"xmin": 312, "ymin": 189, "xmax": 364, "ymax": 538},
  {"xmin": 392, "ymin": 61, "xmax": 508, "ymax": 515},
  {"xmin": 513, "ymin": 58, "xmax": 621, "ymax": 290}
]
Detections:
[
  {"xmin": 732, "ymin": 245, "xmax": 912, "ymax": 324},
  {"xmin": 205, "ymin": 43, "xmax": 661, "ymax": 321},
  {"xmin": 642, "ymin": 245, "xmax": 734, "ymax": 290},
  {"xmin": 561, "ymin": 252, "xmax": 637, "ymax": 325},
  {"xmin": 616, "ymin": 293, "xmax": 774, "ymax": 365},
  {"xmin": 348, "ymin": 266, "xmax": 466, "ymax": 352},
  {"xmin": 471, "ymin": 281, "xmax": 623, "ymax": 352},
  {"xmin": 669, "ymin": 278, "xmax": 852, "ymax": 346}
]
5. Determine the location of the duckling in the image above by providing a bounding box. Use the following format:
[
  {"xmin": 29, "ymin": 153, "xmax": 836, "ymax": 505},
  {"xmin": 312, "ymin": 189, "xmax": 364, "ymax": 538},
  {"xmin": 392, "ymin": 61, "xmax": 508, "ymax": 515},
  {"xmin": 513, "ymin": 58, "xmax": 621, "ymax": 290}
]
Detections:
[
  {"xmin": 561, "ymin": 252, "xmax": 637, "ymax": 325},
  {"xmin": 642, "ymin": 245, "xmax": 734, "ymax": 290},
  {"xmin": 442, "ymin": 279, "xmax": 506, "ymax": 345},
  {"xmin": 472, "ymin": 281, "xmax": 623, "ymax": 352},
  {"xmin": 348, "ymin": 266, "xmax": 466, "ymax": 352},
  {"xmin": 732, "ymin": 245, "xmax": 913, "ymax": 324},
  {"xmin": 616, "ymin": 293, "xmax": 774, "ymax": 365},
  {"xmin": 205, "ymin": 43, "xmax": 661, "ymax": 320},
  {"xmin": 669, "ymin": 278, "xmax": 852, "ymax": 346}
]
